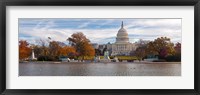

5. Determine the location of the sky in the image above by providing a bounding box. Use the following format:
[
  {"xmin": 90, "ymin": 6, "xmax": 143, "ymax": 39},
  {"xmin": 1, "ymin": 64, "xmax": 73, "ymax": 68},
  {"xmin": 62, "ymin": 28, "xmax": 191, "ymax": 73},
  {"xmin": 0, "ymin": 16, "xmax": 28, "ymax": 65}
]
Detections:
[{"xmin": 19, "ymin": 18, "xmax": 181, "ymax": 45}]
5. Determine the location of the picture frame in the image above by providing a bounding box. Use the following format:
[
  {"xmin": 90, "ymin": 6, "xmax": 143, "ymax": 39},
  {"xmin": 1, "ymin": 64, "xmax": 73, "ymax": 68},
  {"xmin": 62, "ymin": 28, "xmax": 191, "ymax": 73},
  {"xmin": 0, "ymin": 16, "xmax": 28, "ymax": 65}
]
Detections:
[{"xmin": 0, "ymin": 0, "xmax": 200, "ymax": 95}]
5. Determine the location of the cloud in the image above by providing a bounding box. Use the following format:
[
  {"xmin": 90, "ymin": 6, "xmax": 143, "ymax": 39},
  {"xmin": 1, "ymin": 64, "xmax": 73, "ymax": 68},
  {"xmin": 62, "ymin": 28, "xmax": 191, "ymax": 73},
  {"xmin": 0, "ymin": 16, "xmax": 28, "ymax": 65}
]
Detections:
[
  {"xmin": 19, "ymin": 18, "xmax": 182, "ymax": 45},
  {"xmin": 78, "ymin": 22, "xmax": 90, "ymax": 28}
]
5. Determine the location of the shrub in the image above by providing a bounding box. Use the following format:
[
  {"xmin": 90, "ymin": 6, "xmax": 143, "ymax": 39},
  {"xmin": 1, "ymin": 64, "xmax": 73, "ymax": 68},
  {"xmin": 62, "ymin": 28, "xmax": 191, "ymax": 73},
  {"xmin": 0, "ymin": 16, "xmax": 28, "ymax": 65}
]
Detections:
[
  {"xmin": 153, "ymin": 59, "xmax": 166, "ymax": 62},
  {"xmin": 109, "ymin": 56, "xmax": 114, "ymax": 59},
  {"xmin": 37, "ymin": 56, "xmax": 53, "ymax": 61},
  {"xmin": 165, "ymin": 55, "xmax": 181, "ymax": 62}
]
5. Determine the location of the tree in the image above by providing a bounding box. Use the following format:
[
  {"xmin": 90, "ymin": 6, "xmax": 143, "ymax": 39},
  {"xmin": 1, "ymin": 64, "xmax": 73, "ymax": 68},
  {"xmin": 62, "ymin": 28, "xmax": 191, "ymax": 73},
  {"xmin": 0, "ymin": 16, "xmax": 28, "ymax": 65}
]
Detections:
[
  {"xmin": 95, "ymin": 49, "xmax": 101, "ymax": 56},
  {"xmin": 172, "ymin": 42, "xmax": 181, "ymax": 62},
  {"xmin": 49, "ymin": 41, "xmax": 62, "ymax": 57},
  {"xmin": 19, "ymin": 40, "xmax": 31, "ymax": 60},
  {"xmin": 36, "ymin": 39, "xmax": 49, "ymax": 56},
  {"xmin": 174, "ymin": 42, "xmax": 181, "ymax": 55},
  {"xmin": 136, "ymin": 39, "xmax": 150, "ymax": 47},
  {"xmin": 146, "ymin": 37, "xmax": 175, "ymax": 58},
  {"xmin": 30, "ymin": 44, "xmax": 42, "ymax": 58},
  {"xmin": 159, "ymin": 47, "xmax": 168, "ymax": 59},
  {"xmin": 134, "ymin": 46, "xmax": 146, "ymax": 61},
  {"xmin": 131, "ymin": 39, "xmax": 149, "ymax": 60},
  {"xmin": 80, "ymin": 42, "xmax": 95, "ymax": 58},
  {"xmin": 60, "ymin": 46, "xmax": 76, "ymax": 56},
  {"xmin": 67, "ymin": 32, "xmax": 95, "ymax": 60}
]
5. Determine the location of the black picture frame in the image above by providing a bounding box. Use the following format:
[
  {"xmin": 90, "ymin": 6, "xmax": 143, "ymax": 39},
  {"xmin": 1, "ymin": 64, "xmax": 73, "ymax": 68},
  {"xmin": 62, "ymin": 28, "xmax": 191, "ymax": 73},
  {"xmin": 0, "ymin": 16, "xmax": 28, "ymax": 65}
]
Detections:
[{"xmin": 0, "ymin": 0, "xmax": 200, "ymax": 95}]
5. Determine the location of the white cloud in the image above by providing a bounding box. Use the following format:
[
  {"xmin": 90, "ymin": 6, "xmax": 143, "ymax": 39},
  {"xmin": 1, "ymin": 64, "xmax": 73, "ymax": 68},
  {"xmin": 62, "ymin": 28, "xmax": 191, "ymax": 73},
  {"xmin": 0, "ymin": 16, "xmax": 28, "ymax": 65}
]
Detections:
[
  {"xmin": 19, "ymin": 19, "xmax": 182, "ymax": 45},
  {"xmin": 77, "ymin": 22, "xmax": 90, "ymax": 28},
  {"xmin": 125, "ymin": 19, "xmax": 181, "ymax": 30},
  {"xmin": 19, "ymin": 27, "xmax": 181, "ymax": 45}
]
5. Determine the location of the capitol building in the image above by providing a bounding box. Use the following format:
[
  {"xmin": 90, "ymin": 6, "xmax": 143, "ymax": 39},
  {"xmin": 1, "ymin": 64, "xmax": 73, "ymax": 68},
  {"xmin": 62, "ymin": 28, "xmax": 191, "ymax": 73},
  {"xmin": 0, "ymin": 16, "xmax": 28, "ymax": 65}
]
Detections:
[{"xmin": 93, "ymin": 21, "xmax": 137, "ymax": 56}]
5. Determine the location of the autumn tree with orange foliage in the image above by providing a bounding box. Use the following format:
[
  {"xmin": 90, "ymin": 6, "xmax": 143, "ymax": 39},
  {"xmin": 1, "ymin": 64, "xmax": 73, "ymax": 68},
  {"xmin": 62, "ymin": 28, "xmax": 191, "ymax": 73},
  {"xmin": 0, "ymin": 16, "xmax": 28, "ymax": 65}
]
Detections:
[
  {"xmin": 78, "ymin": 42, "xmax": 95, "ymax": 59},
  {"xmin": 60, "ymin": 46, "xmax": 76, "ymax": 57},
  {"xmin": 67, "ymin": 32, "xmax": 95, "ymax": 60},
  {"xmin": 19, "ymin": 40, "xmax": 31, "ymax": 60}
]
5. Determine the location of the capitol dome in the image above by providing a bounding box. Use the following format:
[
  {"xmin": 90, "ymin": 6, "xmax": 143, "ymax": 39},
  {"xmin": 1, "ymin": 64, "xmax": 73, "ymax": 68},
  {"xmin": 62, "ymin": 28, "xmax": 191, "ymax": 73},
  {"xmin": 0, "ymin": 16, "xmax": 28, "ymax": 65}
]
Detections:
[
  {"xmin": 117, "ymin": 28, "xmax": 128, "ymax": 36},
  {"xmin": 116, "ymin": 21, "xmax": 129, "ymax": 43}
]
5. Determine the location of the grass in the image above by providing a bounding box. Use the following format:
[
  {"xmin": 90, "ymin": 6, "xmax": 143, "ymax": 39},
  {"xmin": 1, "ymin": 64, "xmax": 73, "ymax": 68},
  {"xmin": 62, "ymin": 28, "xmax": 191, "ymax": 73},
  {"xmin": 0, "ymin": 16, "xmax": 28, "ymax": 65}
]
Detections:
[
  {"xmin": 116, "ymin": 56, "xmax": 137, "ymax": 60},
  {"xmin": 100, "ymin": 56, "xmax": 137, "ymax": 60}
]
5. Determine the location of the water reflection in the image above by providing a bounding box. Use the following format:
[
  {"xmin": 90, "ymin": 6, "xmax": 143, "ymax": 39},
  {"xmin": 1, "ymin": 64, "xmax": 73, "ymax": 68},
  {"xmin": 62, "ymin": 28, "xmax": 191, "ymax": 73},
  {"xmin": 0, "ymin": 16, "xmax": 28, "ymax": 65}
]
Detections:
[{"xmin": 19, "ymin": 62, "xmax": 181, "ymax": 76}]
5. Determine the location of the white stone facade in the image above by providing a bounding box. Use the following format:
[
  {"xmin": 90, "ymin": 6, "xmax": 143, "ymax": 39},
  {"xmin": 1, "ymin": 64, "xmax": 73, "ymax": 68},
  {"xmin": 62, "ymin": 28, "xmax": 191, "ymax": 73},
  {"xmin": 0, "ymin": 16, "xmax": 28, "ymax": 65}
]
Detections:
[
  {"xmin": 110, "ymin": 43, "xmax": 136, "ymax": 56},
  {"xmin": 108, "ymin": 21, "xmax": 137, "ymax": 56}
]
